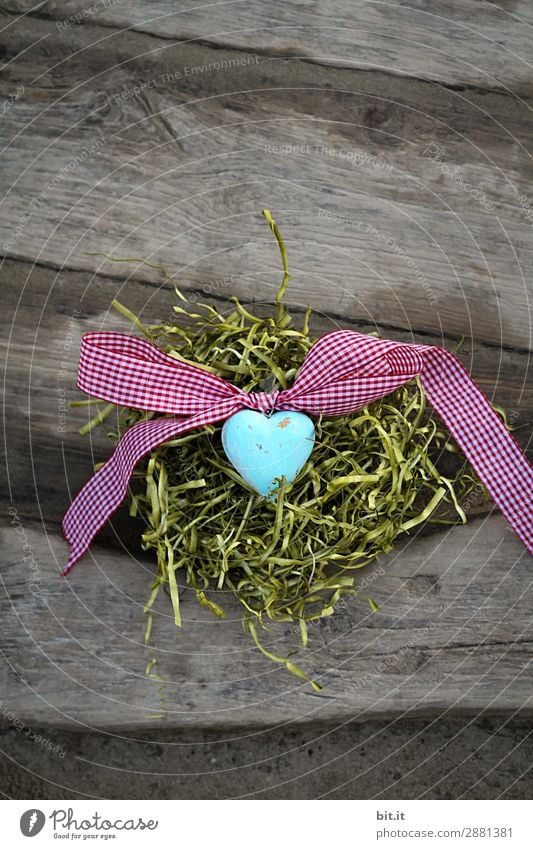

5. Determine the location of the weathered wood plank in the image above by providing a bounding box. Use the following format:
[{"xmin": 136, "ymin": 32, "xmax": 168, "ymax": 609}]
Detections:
[
  {"xmin": 3, "ymin": 0, "xmax": 533, "ymax": 89},
  {"xmin": 2, "ymin": 260, "xmax": 531, "ymax": 536},
  {"xmin": 0, "ymin": 517, "xmax": 530, "ymax": 729},
  {"xmin": 0, "ymin": 5, "xmax": 532, "ymax": 734},
  {"xmin": 0, "ymin": 18, "xmax": 532, "ymax": 348}
]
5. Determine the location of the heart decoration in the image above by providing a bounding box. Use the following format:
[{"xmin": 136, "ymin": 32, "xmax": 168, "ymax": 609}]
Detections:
[{"xmin": 221, "ymin": 410, "xmax": 315, "ymax": 497}]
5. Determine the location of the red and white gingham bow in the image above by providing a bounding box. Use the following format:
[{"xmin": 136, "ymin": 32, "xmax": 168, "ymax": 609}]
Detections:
[{"xmin": 62, "ymin": 329, "xmax": 533, "ymax": 572}]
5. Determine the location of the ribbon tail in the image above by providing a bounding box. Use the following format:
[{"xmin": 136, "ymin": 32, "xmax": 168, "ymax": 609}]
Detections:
[
  {"xmin": 421, "ymin": 347, "xmax": 533, "ymax": 553},
  {"xmin": 62, "ymin": 406, "xmax": 235, "ymax": 574}
]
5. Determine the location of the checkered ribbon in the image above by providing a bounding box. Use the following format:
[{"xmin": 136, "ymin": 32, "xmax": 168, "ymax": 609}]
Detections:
[{"xmin": 62, "ymin": 330, "xmax": 533, "ymax": 573}]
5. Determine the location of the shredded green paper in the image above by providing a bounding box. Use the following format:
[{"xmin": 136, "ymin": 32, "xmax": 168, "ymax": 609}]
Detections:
[{"xmin": 81, "ymin": 210, "xmax": 481, "ymax": 688}]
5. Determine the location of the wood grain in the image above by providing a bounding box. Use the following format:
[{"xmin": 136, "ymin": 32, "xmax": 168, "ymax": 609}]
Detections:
[
  {"xmin": 0, "ymin": 517, "xmax": 530, "ymax": 729},
  {"xmin": 2, "ymin": 0, "xmax": 533, "ymax": 89},
  {"xmin": 0, "ymin": 3, "xmax": 532, "ymax": 727},
  {"xmin": 0, "ymin": 15, "xmax": 532, "ymax": 348}
]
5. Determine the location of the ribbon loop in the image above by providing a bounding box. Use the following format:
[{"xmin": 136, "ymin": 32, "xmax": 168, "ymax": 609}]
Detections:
[
  {"xmin": 385, "ymin": 346, "xmax": 425, "ymax": 378},
  {"xmin": 76, "ymin": 332, "xmax": 238, "ymax": 414}
]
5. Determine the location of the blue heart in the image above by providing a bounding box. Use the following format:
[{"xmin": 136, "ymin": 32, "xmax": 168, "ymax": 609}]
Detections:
[{"xmin": 221, "ymin": 410, "xmax": 315, "ymax": 497}]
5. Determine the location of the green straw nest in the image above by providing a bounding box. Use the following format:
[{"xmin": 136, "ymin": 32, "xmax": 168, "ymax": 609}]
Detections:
[{"xmin": 82, "ymin": 210, "xmax": 482, "ymax": 688}]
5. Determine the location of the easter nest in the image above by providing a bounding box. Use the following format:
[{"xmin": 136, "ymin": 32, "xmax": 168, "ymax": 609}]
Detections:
[{"xmin": 80, "ymin": 211, "xmax": 482, "ymax": 688}]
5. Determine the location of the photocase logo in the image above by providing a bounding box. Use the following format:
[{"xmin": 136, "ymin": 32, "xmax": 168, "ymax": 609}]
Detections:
[{"xmin": 20, "ymin": 809, "xmax": 45, "ymax": 837}]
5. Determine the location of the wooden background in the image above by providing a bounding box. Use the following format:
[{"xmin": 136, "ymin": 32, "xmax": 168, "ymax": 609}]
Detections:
[{"xmin": 0, "ymin": 0, "xmax": 532, "ymax": 731}]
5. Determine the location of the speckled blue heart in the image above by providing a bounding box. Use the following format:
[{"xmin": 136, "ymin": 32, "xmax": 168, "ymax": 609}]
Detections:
[{"xmin": 222, "ymin": 410, "xmax": 315, "ymax": 497}]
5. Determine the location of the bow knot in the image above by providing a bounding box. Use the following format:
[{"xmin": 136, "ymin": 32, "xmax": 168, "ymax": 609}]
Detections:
[{"xmin": 245, "ymin": 389, "xmax": 282, "ymax": 413}]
